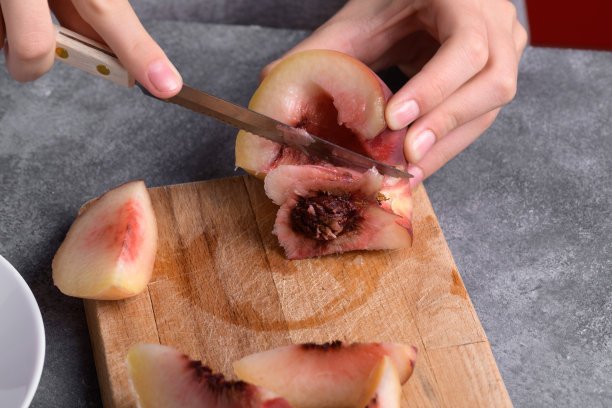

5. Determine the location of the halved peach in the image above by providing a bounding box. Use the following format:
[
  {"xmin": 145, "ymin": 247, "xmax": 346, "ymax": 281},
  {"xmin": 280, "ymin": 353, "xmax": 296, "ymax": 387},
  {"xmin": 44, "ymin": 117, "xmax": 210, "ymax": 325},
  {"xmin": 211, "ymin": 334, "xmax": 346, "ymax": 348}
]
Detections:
[
  {"xmin": 127, "ymin": 343, "xmax": 292, "ymax": 408},
  {"xmin": 52, "ymin": 180, "xmax": 157, "ymax": 300},
  {"xmin": 232, "ymin": 341, "xmax": 417, "ymax": 408}
]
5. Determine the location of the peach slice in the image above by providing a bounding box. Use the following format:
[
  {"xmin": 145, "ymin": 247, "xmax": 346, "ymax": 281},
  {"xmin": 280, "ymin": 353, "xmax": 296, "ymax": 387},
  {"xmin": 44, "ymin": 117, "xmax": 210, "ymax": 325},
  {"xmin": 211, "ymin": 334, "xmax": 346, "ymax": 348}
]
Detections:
[
  {"xmin": 265, "ymin": 165, "xmax": 412, "ymax": 259},
  {"xmin": 234, "ymin": 50, "xmax": 412, "ymax": 259},
  {"xmin": 358, "ymin": 356, "xmax": 402, "ymax": 408},
  {"xmin": 52, "ymin": 180, "xmax": 157, "ymax": 300},
  {"xmin": 127, "ymin": 343, "xmax": 292, "ymax": 408},
  {"xmin": 235, "ymin": 49, "xmax": 407, "ymax": 177},
  {"xmin": 232, "ymin": 341, "xmax": 417, "ymax": 408}
]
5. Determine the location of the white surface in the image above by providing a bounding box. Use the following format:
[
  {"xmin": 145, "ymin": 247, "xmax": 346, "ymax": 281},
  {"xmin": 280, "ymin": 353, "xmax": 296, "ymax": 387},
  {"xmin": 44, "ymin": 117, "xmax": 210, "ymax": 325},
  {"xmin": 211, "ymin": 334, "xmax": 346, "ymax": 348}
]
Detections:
[{"xmin": 0, "ymin": 255, "xmax": 45, "ymax": 408}]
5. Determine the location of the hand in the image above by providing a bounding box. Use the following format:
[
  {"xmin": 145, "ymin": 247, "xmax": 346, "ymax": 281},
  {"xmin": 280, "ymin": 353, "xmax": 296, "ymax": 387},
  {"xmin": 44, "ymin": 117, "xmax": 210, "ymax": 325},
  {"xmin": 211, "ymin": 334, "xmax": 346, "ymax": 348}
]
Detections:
[
  {"xmin": 261, "ymin": 0, "xmax": 527, "ymax": 188},
  {"xmin": 0, "ymin": 0, "xmax": 182, "ymax": 98}
]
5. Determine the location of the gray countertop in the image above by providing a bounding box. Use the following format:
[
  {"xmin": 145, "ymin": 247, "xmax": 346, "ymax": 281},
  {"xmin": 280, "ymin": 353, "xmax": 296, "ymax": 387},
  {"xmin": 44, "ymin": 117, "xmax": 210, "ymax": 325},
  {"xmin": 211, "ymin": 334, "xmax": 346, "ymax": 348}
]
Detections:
[{"xmin": 1, "ymin": 14, "xmax": 610, "ymax": 408}]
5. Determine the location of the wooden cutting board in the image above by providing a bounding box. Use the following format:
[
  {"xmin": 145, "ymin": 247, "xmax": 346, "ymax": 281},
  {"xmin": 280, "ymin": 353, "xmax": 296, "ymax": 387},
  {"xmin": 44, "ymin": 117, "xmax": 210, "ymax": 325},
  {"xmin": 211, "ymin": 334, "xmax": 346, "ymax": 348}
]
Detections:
[{"xmin": 83, "ymin": 175, "xmax": 512, "ymax": 407}]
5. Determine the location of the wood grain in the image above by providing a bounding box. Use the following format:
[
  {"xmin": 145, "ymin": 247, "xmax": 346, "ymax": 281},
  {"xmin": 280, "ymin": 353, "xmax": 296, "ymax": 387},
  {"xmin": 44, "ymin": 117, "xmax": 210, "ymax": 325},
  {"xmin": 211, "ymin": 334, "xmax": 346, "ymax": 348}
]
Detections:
[{"xmin": 84, "ymin": 175, "xmax": 512, "ymax": 407}]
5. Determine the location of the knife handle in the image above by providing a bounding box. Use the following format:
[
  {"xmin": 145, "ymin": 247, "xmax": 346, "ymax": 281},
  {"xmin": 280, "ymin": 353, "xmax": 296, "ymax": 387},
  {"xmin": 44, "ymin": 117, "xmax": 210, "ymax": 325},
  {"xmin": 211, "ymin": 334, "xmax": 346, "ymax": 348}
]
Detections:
[{"xmin": 53, "ymin": 24, "xmax": 135, "ymax": 88}]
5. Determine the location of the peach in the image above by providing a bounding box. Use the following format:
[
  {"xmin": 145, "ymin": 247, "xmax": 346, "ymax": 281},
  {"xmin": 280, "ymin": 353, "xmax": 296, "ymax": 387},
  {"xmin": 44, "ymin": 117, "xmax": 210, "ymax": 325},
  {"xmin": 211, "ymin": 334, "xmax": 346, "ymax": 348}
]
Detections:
[
  {"xmin": 127, "ymin": 343, "xmax": 292, "ymax": 408},
  {"xmin": 232, "ymin": 341, "xmax": 417, "ymax": 408},
  {"xmin": 234, "ymin": 50, "xmax": 413, "ymax": 259},
  {"xmin": 52, "ymin": 180, "xmax": 157, "ymax": 300}
]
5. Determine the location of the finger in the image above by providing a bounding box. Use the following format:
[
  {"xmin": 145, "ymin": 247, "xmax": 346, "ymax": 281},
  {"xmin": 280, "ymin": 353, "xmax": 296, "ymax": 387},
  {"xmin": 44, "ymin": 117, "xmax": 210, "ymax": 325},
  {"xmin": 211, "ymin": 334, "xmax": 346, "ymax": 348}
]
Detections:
[
  {"xmin": 403, "ymin": 13, "xmax": 520, "ymax": 163},
  {"xmin": 72, "ymin": 0, "xmax": 182, "ymax": 98},
  {"xmin": 385, "ymin": 3, "xmax": 490, "ymax": 130},
  {"xmin": 407, "ymin": 109, "xmax": 499, "ymax": 189},
  {"xmin": 49, "ymin": 0, "xmax": 103, "ymax": 43},
  {"xmin": 0, "ymin": 0, "xmax": 55, "ymax": 81}
]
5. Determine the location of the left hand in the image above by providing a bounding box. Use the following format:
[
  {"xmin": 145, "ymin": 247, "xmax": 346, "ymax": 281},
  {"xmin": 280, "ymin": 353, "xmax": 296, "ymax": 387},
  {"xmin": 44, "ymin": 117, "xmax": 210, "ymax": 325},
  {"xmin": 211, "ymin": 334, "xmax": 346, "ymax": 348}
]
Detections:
[{"xmin": 261, "ymin": 0, "xmax": 528, "ymax": 188}]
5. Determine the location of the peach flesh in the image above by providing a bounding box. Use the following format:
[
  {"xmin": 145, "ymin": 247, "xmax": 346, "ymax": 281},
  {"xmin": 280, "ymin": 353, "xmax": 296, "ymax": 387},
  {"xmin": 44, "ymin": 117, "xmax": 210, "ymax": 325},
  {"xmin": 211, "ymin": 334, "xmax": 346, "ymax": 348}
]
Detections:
[
  {"xmin": 233, "ymin": 341, "xmax": 417, "ymax": 408},
  {"xmin": 268, "ymin": 89, "xmax": 408, "ymax": 170},
  {"xmin": 84, "ymin": 199, "xmax": 144, "ymax": 263},
  {"xmin": 359, "ymin": 356, "xmax": 402, "ymax": 408},
  {"xmin": 295, "ymin": 93, "xmax": 371, "ymax": 158}
]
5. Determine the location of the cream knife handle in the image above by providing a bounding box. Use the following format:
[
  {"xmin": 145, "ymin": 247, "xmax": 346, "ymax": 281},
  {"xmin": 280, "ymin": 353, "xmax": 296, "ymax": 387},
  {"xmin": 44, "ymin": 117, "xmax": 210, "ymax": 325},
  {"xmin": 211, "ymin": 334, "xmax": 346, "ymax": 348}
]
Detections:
[{"xmin": 53, "ymin": 24, "xmax": 135, "ymax": 88}]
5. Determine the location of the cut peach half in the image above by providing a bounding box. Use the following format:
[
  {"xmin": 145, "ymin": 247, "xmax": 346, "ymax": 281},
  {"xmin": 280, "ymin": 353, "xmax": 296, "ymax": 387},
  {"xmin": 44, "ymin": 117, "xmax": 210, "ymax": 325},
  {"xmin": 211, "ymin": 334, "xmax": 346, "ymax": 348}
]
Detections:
[
  {"xmin": 232, "ymin": 341, "xmax": 417, "ymax": 408},
  {"xmin": 127, "ymin": 343, "xmax": 292, "ymax": 408},
  {"xmin": 235, "ymin": 50, "xmax": 413, "ymax": 259},
  {"xmin": 52, "ymin": 180, "xmax": 157, "ymax": 300}
]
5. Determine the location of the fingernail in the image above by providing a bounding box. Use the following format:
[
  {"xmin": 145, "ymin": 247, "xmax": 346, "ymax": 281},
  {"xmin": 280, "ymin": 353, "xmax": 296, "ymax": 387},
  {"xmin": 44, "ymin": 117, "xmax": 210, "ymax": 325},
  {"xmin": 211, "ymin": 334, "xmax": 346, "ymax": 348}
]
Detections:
[
  {"xmin": 146, "ymin": 60, "xmax": 180, "ymax": 93},
  {"xmin": 388, "ymin": 99, "xmax": 419, "ymax": 130},
  {"xmin": 412, "ymin": 130, "xmax": 436, "ymax": 163},
  {"xmin": 407, "ymin": 164, "xmax": 424, "ymax": 190}
]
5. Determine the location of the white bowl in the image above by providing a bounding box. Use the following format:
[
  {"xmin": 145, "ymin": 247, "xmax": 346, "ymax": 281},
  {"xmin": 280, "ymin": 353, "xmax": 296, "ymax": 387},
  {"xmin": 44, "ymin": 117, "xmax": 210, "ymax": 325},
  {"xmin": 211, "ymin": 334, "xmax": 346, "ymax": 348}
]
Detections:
[{"xmin": 0, "ymin": 255, "xmax": 45, "ymax": 408}]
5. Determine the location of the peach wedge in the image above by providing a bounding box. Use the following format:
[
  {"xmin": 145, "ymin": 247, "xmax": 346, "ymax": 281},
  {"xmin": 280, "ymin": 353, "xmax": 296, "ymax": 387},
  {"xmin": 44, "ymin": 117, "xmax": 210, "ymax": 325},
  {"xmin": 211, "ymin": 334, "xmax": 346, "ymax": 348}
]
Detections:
[
  {"xmin": 52, "ymin": 180, "xmax": 157, "ymax": 300},
  {"xmin": 233, "ymin": 341, "xmax": 417, "ymax": 408}
]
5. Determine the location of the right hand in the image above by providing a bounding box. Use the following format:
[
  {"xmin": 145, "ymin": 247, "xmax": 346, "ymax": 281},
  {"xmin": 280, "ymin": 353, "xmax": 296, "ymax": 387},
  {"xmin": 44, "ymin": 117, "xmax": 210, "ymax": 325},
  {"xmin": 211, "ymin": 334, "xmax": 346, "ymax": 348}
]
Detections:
[{"xmin": 0, "ymin": 0, "xmax": 182, "ymax": 98}]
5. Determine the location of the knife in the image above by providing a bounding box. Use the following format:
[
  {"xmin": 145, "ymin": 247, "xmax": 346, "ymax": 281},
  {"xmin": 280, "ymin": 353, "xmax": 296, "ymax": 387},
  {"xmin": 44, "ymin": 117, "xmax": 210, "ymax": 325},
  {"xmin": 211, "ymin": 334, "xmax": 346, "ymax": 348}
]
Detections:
[{"xmin": 52, "ymin": 24, "xmax": 413, "ymax": 179}]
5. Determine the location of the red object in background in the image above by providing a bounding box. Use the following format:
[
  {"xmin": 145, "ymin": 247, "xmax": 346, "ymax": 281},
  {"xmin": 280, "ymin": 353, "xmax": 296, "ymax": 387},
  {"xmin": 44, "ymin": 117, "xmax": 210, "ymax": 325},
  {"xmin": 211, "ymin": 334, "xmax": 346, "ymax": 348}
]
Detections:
[{"xmin": 525, "ymin": 0, "xmax": 612, "ymax": 51}]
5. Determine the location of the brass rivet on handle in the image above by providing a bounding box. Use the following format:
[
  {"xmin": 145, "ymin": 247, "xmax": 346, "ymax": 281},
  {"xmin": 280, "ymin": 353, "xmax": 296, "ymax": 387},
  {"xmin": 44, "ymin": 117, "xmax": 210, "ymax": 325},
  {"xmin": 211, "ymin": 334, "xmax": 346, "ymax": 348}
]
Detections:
[
  {"xmin": 96, "ymin": 64, "xmax": 110, "ymax": 75},
  {"xmin": 55, "ymin": 47, "xmax": 69, "ymax": 59}
]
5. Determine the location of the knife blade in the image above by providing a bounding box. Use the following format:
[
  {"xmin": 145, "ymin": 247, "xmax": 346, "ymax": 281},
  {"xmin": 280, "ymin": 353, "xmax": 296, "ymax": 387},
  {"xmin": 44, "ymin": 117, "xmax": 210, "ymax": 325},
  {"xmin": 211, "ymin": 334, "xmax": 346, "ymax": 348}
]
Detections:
[
  {"xmin": 147, "ymin": 84, "xmax": 413, "ymax": 179},
  {"xmin": 53, "ymin": 23, "xmax": 412, "ymax": 179}
]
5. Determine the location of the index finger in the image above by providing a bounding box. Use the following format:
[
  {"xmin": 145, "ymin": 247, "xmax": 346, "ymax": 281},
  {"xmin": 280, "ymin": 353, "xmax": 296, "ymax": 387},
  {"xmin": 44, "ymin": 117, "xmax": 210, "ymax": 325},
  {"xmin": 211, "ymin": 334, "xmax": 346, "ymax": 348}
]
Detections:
[
  {"xmin": 385, "ymin": 2, "xmax": 489, "ymax": 130},
  {"xmin": 72, "ymin": 0, "xmax": 182, "ymax": 98}
]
